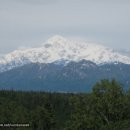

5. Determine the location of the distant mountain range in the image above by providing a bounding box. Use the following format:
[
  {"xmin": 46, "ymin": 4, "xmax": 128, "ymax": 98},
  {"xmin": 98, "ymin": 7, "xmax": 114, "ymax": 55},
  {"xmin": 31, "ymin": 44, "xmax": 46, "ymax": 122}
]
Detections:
[{"xmin": 0, "ymin": 35, "xmax": 130, "ymax": 92}]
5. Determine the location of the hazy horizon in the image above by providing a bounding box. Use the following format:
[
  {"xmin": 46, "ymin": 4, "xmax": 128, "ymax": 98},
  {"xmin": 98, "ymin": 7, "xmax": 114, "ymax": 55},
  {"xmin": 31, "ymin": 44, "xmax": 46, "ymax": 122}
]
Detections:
[{"xmin": 0, "ymin": 0, "xmax": 130, "ymax": 54}]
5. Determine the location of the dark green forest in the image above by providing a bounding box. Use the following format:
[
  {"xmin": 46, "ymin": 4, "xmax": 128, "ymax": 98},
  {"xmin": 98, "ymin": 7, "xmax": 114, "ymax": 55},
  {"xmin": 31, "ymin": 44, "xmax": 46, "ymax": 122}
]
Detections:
[{"xmin": 0, "ymin": 79, "xmax": 130, "ymax": 130}]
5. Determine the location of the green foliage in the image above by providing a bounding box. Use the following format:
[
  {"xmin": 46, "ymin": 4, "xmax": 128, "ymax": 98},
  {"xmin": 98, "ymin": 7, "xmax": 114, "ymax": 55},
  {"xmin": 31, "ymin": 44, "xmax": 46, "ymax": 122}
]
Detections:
[
  {"xmin": 92, "ymin": 79, "xmax": 125, "ymax": 124},
  {"xmin": 0, "ymin": 79, "xmax": 129, "ymax": 130}
]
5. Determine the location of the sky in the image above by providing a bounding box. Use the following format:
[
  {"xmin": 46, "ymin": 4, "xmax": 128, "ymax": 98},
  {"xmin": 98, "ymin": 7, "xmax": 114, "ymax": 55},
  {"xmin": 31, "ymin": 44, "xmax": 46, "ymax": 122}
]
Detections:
[{"xmin": 0, "ymin": 0, "xmax": 130, "ymax": 54}]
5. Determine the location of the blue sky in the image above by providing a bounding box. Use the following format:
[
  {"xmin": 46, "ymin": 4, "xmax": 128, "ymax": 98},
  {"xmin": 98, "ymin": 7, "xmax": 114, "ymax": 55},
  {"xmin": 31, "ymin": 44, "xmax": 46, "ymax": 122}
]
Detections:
[{"xmin": 0, "ymin": 0, "xmax": 130, "ymax": 54}]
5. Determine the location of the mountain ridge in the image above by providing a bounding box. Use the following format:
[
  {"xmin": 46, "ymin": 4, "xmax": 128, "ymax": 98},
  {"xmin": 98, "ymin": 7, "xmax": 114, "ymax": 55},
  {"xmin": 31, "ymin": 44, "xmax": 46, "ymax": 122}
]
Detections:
[{"xmin": 0, "ymin": 60, "xmax": 129, "ymax": 92}]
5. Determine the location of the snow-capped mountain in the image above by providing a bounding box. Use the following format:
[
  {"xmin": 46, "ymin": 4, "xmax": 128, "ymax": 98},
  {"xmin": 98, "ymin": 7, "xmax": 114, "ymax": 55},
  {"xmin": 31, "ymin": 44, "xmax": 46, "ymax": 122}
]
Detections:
[
  {"xmin": 0, "ymin": 35, "xmax": 130, "ymax": 72},
  {"xmin": 0, "ymin": 36, "xmax": 130, "ymax": 92}
]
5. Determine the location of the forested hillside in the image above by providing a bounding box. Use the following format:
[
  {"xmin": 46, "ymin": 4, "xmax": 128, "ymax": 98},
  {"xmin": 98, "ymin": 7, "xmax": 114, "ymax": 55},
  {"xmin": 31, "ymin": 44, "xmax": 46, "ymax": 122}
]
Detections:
[{"xmin": 0, "ymin": 80, "xmax": 130, "ymax": 130}]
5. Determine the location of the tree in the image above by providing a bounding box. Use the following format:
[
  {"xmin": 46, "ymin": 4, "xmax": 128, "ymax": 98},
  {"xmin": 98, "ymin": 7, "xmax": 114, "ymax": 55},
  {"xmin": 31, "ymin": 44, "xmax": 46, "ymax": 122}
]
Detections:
[
  {"xmin": 31, "ymin": 106, "xmax": 55, "ymax": 130},
  {"xmin": 92, "ymin": 79, "xmax": 125, "ymax": 126}
]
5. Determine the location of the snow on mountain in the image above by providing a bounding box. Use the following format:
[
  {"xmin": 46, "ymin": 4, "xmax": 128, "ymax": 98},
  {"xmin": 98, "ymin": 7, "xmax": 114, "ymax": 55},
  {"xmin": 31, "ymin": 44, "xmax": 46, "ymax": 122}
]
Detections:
[{"xmin": 0, "ymin": 35, "xmax": 130, "ymax": 72}]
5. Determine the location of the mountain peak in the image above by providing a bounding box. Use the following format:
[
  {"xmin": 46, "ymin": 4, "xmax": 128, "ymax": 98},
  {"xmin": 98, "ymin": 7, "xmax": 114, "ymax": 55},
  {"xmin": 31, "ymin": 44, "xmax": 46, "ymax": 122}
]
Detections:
[{"xmin": 47, "ymin": 35, "xmax": 67, "ymax": 45}]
